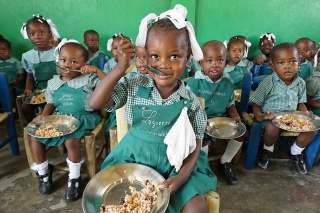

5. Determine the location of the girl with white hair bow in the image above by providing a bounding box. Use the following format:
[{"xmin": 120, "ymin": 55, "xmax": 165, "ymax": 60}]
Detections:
[
  {"xmin": 90, "ymin": 4, "xmax": 216, "ymax": 213},
  {"xmin": 20, "ymin": 14, "xmax": 60, "ymax": 124}
]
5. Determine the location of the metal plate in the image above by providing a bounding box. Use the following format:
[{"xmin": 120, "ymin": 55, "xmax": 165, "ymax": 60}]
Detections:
[
  {"xmin": 22, "ymin": 90, "xmax": 46, "ymax": 105},
  {"xmin": 82, "ymin": 163, "xmax": 170, "ymax": 213},
  {"xmin": 234, "ymin": 89, "xmax": 253, "ymax": 102},
  {"xmin": 26, "ymin": 115, "xmax": 80, "ymax": 138},
  {"xmin": 205, "ymin": 117, "xmax": 246, "ymax": 139},
  {"xmin": 272, "ymin": 111, "xmax": 320, "ymax": 132}
]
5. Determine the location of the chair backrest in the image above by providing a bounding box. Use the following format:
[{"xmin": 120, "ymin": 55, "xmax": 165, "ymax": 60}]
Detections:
[
  {"xmin": 99, "ymin": 57, "xmax": 108, "ymax": 70},
  {"xmin": 0, "ymin": 73, "xmax": 13, "ymax": 113},
  {"xmin": 239, "ymin": 72, "xmax": 252, "ymax": 116},
  {"xmin": 116, "ymin": 104, "xmax": 129, "ymax": 142}
]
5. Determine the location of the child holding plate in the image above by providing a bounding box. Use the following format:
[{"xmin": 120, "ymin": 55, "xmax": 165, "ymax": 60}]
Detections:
[
  {"xmin": 186, "ymin": 40, "xmax": 245, "ymax": 185},
  {"xmin": 29, "ymin": 39, "xmax": 105, "ymax": 201},
  {"xmin": 250, "ymin": 42, "xmax": 318, "ymax": 174}
]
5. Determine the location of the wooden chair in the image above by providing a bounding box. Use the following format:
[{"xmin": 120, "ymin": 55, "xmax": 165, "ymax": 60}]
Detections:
[
  {"xmin": 23, "ymin": 109, "xmax": 108, "ymax": 178},
  {"xmin": 0, "ymin": 73, "xmax": 19, "ymax": 156},
  {"xmin": 110, "ymin": 102, "xmax": 220, "ymax": 213}
]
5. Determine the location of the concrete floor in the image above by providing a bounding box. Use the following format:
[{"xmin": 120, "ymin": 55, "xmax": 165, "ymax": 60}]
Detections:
[{"xmin": 1, "ymin": 121, "xmax": 320, "ymax": 213}]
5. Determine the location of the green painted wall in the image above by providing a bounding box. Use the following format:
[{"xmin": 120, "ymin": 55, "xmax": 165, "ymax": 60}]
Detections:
[{"xmin": 1, "ymin": 0, "xmax": 319, "ymax": 59}]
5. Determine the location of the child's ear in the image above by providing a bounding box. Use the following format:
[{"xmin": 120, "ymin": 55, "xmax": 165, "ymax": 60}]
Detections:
[
  {"xmin": 199, "ymin": 60, "xmax": 203, "ymax": 67},
  {"xmin": 227, "ymin": 50, "xmax": 230, "ymax": 56},
  {"xmin": 270, "ymin": 62, "xmax": 275, "ymax": 71}
]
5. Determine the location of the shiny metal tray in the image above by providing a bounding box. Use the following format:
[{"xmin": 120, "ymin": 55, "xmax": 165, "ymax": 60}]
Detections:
[
  {"xmin": 26, "ymin": 115, "xmax": 80, "ymax": 138},
  {"xmin": 205, "ymin": 117, "xmax": 246, "ymax": 139},
  {"xmin": 22, "ymin": 90, "xmax": 46, "ymax": 105},
  {"xmin": 82, "ymin": 163, "xmax": 170, "ymax": 213},
  {"xmin": 234, "ymin": 89, "xmax": 253, "ymax": 102},
  {"xmin": 272, "ymin": 111, "xmax": 320, "ymax": 132}
]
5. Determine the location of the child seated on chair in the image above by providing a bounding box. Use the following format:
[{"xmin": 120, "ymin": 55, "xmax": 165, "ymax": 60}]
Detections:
[
  {"xmin": 20, "ymin": 15, "xmax": 60, "ymax": 124},
  {"xmin": 89, "ymin": 4, "xmax": 216, "ymax": 213},
  {"xmin": 254, "ymin": 33, "xmax": 276, "ymax": 75},
  {"xmin": 84, "ymin": 29, "xmax": 109, "ymax": 68},
  {"xmin": 223, "ymin": 37, "xmax": 257, "ymax": 89},
  {"xmin": 103, "ymin": 32, "xmax": 134, "ymax": 74},
  {"xmin": 295, "ymin": 37, "xmax": 314, "ymax": 80},
  {"xmin": 186, "ymin": 40, "xmax": 244, "ymax": 185},
  {"xmin": 0, "ymin": 38, "xmax": 25, "ymax": 114},
  {"xmin": 250, "ymin": 42, "xmax": 318, "ymax": 175},
  {"xmin": 30, "ymin": 39, "xmax": 106, "ymax": 201},
  {"xmin": 305, "ymin": 67, "xmax": 320, "ymax": 116}
]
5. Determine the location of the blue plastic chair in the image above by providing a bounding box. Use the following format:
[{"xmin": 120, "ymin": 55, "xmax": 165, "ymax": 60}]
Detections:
[
  {"xmin": 99, "ymin": 57, "xmax": 108, "ymax": 71},
  {"xmin": 0, "ymin": 73, "xmax": 19, "ymax": 155}
]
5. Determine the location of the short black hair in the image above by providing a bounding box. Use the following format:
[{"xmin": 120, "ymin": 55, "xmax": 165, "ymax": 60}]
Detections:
[
  {"xmin": 25, "ymin": 15, "xmax": 51, "ymax": 32},
  {"xmin": 60, "ymin": 42, "xmax": 89, "ymax": 61},
  {"xmin": 146, "ymin": 18, "xmax": 191, "ymax": 55},
  {"xmin": 0, "ymin": 38, "xmax": 11, "ymax": 49},
  {"xmin": 84, "ymin": 30, "xmax": 98, "ymax": 38},
  {"xmin": 270, "ymin": 42, "xmax": 298, "ymax": 63}
]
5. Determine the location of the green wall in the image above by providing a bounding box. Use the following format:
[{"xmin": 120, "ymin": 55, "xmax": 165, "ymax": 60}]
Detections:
[{"xmin": 1, "ymin": 0, "xmax": 319, "ymax": 60}]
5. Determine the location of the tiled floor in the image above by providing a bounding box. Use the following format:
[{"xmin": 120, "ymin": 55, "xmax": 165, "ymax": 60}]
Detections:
[{"xmin": 1, "ymin": 121, "xmax": 320, "ymax": 213}]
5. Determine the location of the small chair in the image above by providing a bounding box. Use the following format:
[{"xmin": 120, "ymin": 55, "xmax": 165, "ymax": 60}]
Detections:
[
  {"xmin": 23, "ymin": 109, "xmax": 108, "ymax": 178},
  {"xmin": 0, "ymin": 73, "xmax": 19, "ymax": 156},
  {"xmin": 110, "ymin": 101, "xmax": 220, "ymax": 213}
]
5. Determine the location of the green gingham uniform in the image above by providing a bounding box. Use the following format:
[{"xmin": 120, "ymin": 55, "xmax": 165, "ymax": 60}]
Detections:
[
  {"xmin": 37, "ymin": 74, "xmax": 101, "ymax": 146},
  {"xmin": 298, "ymin": 60, "xmax": 314, "ymax": 80},
  {"xmin": 101, "ymin": 75, "xmax": 216, "ymax": 212},
  {"xmin": 250, "ymin": 72, "xmax": 306, "ymax": 129},
  {"xmin": 306, "ymin": 71, "xmax": 320, "ymax": 116},
  {"xmin": 223, "ymin": 58, "xmax": 253, "ymax": 89},
  {"xmin": 87, "ymin": 50, "xmax": 109, "ymax": 69}
]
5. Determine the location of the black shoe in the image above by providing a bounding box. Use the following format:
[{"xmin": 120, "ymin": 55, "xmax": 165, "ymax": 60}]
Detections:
[
  {"xmin": 65, "ymin": 176, "xmax": 82, "ymax": 201},
  {"xmin": 288, "ymin": 152, "xmax": 307, "ymax": 175},
  {"xmin": 217, "ymin": 162, "xmax": 237, "ymax": 185},
  {"xmin": 36, "ymin": 164, "xmax": 54, "ymax": 195},
  {"xmin": 257, "ymin": 149, "xmax": 272, "ymax": 169}
]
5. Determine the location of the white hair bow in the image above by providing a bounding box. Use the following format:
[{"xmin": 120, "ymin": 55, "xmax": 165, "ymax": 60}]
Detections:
[
  {"xmin": 20, "ymin": 14, "xmax": 60, "ymax": 40},
  {"xmin": 135, "ymin": 4, "xmax": 203, "ymax": 61},
  {"xmin": 243, "ymin": 40, "xmax": 251, "ymax": 58},
  {"xmin": 260, "ymin": 33, "xmax": 276, "ymax": 43},
  {"xmin": 106, "ymin": 33, "xmax": 123, "ymax": 51},
  {"xmin": 54, "ymin": 38, "xmax": 80, "ymax": 62}
]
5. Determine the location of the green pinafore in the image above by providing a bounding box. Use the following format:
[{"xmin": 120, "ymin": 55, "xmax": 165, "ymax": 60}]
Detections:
[
  {"xmin": 102, "ymin": 87, "xmax": 217, "ymax": 212},
  {"xmin": 0, "ymin": 61, "xmax": 25, "ymax": 92},
  {"xmin": 37, "ymin": 83, "xmax": 101, "ymax": 146},
  {"xmin": 227, "ymin": 66, "xmax": 248, "ymax": 89},
  {"xmin": 33, "ymin": 60, "xmax": 57, "ymax": 90}
]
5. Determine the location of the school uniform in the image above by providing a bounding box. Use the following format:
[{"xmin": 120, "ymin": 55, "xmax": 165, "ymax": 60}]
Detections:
[
  {"xmin": 101, "ymin": 75, "xmax": 216, "ymax": 212},
  {"xmin": 0, "ymin": 57, "xmax": 25, "ymax": 93},
  {"xmin": 37, "ymin": 74, "xmax": 101, "ymax": 146},
  {"xmin": 306, "ymin": 71, "xmax": 320, "ymax": 116},
  {"xmin": 87, "ymin": 50, "xmax": 109, "ymax": 69},
  {"xmin": 180, "ymin": 55, "xmax": 202, "ymax": 80},
  {"xmin": 223, "ymin": 58, "xmax": 253, "ymax": 89},
  {"xmin": 250, "ymin": 72, "xmax": 306, "ymax": 128},
  {"xmin": 21, "ymin": 48, "xmax": 58, "ymax": 90},
  {"xmin": 255, "ymin": 51, "xmax": 272, "ymax": 75},
  {"xmin": 298, "ymin": 60, "xmax": 314, "ymax": 80},
  {"xmin": 186, "ymin": 70, "xmax": 235, "ymax": 141}
]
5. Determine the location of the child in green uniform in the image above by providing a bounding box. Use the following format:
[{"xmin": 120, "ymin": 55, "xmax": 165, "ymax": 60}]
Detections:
[
  {"xmin": 250, "ymin": 42, "xmax": 318, "ymax": 174},
  {"xmin": 0, "ymin": 38, "xmax": 25, "ymax": 113},
  {"xmin": 295, "ymin": 37, "xmax": 314, "ymax": 80},
  {"xmin": 223, "ymin": 37, "xmax": 254, "ymax": 89},
  {"xmin": 306, "ymin": 70, "xmax": 320, "ymax": 116},
  {"xmin": 30, "ymin": 39, "xmax": 105, "ymax": 201},
  {"xmin": 90, "ymin": 4, "xmax": 216, "ymax": 213},
  {"xmin": 20, "ymin": 15, "xmax": 60, "ymax": 123},
  {"xmin": 186, "ymin": 40, "xmax": 244, "ymax": 185},
  {"xmin": 84, "ymin": 29, "xmax": 109, "ymax": 68}
]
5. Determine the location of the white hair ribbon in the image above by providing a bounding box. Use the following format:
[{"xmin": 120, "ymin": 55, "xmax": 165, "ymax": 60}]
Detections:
[
  {"xmin": 223, "ymin": 40, "xmax": 229, "ymax": 48},
  {"xmin": 135, "ymin": 4, "xmax": 203, "ymax": 61},
  {"xmin": 106, "ymin": 33, "xmax": 124, "ymax": 51},
  {"xmin": 243, "ymin": 40, "xmax": 251, "ymax": 58},
  {"xmin": 260, "ymin": 33, "xmax": 276, "ymax": 43},
  {"xmin": 20, "ymin": 15, "xmax": 60, "ymax": 40},
  {"xmin": 54, "ymin": 38, "xmax": 80, "ymax": 62},
  {"xmin": 314, "ymin": 49, "xmax": 320, "ymax": 67}
]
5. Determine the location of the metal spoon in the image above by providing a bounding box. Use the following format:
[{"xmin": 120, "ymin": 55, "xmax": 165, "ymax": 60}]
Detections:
[
  {"xmin": 56, "ymin": 64, "xmax": 82, "ymax": 73},
  {"xmin": 115, "ymin": 32, "xmax": 166, "ymax": 76}
]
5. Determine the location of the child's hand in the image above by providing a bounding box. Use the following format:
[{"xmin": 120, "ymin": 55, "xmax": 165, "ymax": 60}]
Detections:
[
  {"xmin": 80, "ymin": 65, "xmax": 98, "ymax": 74},
  {"xmin": 24, "ymin": 89, "xmax": 33, "ymax": 96},
  {"xmin": 232, "ymin": 115, "xmax": 241, "ymax": 124},
  {"xmin": 159, "ymin": 173, "xmax": 188, "ymax": 195},
  {"xmin": 117, "ymin": 38, "xmax": 135, "ymax": 68},
  {"xmin": 263, "ymin": 110, "xmax": 276, "ymax": 120},
  {"xmin": 255, "ymin": 57, "xmax": 264, "ymax": 65},
  {"xmin": 305, "ymin": 110, "xmax": 314, "ymax": 117}
]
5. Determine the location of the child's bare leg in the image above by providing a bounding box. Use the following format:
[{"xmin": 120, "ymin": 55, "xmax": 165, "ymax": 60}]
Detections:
[
  {"xmin": 181, "ymin": 195, "xmax": 207, "ymax": 213},
  {"xmin": 296, "ymin": 131, "xmax": 317, "ymax": 148},
  {"xmin": 30, "ymin": 136, "xmax": 46, "ymax": 163},
  {"xmin": 22, "ymin": 103, "xmax": 36, "ymax": 123},
  {"xmin": 64, "ymin": 138, "xmax": 82, "ymax": 201},
  {"xmin": 258, "ymin": 122, "xmax": 281, "ymax": 169}
]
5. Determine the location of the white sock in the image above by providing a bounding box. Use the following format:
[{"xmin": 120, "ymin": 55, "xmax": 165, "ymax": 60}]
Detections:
[
  {"xmin": 220, "ymin": 139, "xmax": 243, "ymax": 164},
  {"xmin": 290, "ymin": 142, "xmax": 305, "ymax": 155},
  {"xmin": 34, "ymin": 160, "xmax": 49, "ymax": 182},
  {"xmin": 263, "ymin": 144, "xmax": 274, "ymax": 152},
  {"xmin": 66, "ymin": 158, "xmax": 83, "ymax": 181},
  {"xmin": 202, "ymin": 145, "xmax": 209, "ymax": 155}
]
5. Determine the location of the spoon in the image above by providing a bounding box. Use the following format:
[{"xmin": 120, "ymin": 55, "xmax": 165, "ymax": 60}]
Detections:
[
  {"xmin": 56, "ymin": 64, "xmax": 82, "ymax": 73},
  {"xmin": 115, "ymin": 32, "xmax": 166, "ymax": 76}
]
